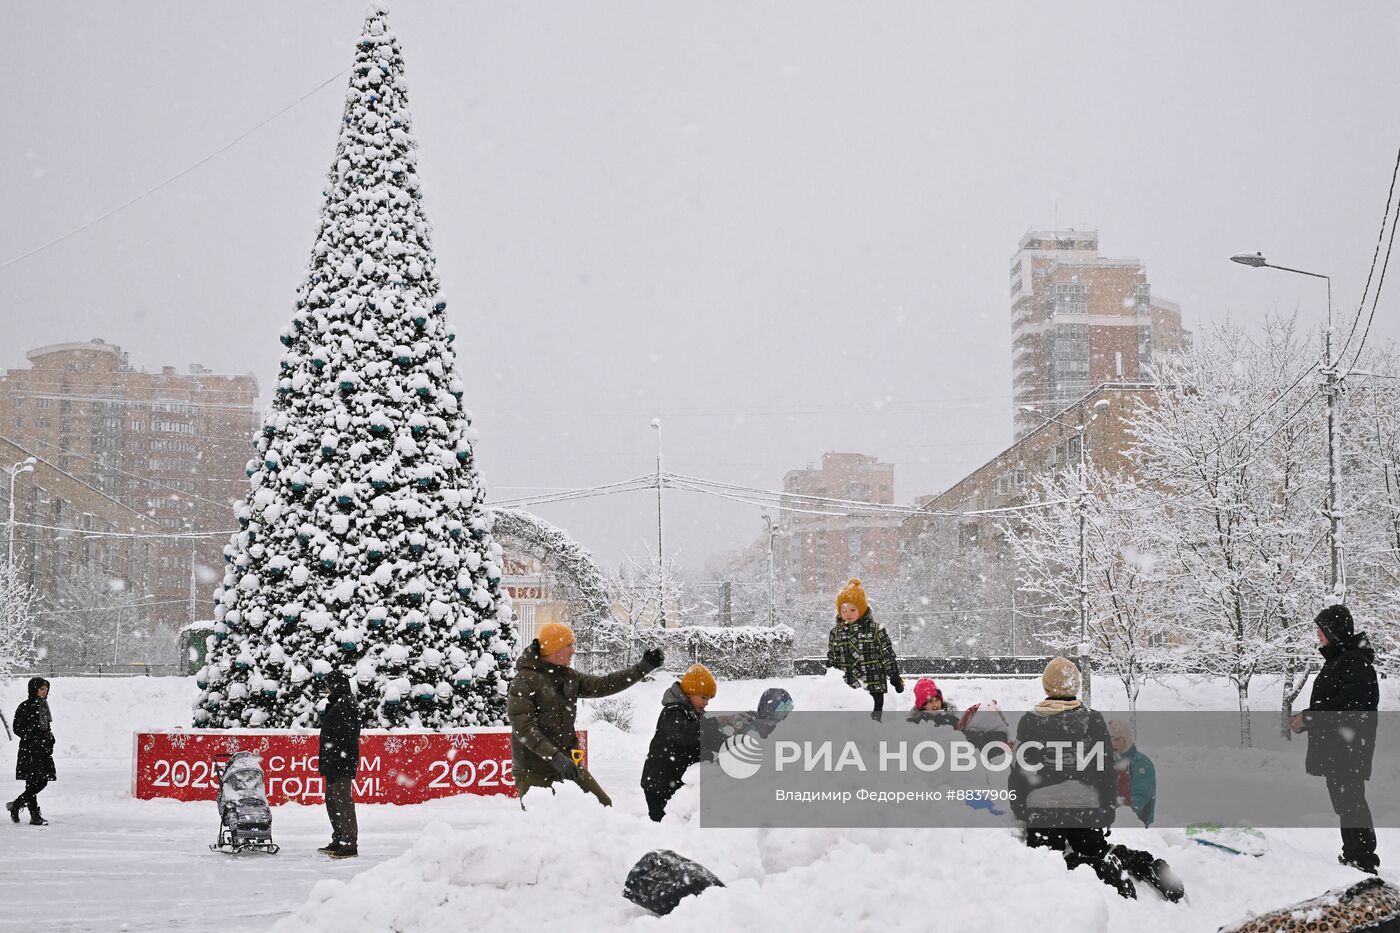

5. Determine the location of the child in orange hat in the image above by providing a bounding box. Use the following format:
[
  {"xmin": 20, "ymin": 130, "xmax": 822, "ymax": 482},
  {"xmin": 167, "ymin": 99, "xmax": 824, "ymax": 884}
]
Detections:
[
  {"xmin": 826, "ymin": 578, "xmax": 904, "ymax": 720},
  {"xmin": 640, "ymin": 663, "xmax": 727, "ymax": 821}
]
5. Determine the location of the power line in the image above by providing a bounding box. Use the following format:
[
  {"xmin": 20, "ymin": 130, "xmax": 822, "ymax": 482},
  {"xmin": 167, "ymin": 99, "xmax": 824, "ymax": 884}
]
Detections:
[
  {"xmin": 666, "ymin": 471, "xmax": 1071, "ymax": 518},
  {"xmin": 3, "ymin": 429, "xmax": 234, "ymax": 510},
  {"xmin": 1349, "ymin": 159, "xmax": 1400, "ymax": 369},
  {"xmin": 9, "ymin": 390, "xmax": 261, "ymax": 418},
  {"xmin": 1106, "ymin": 390, "xmax": 1320, "ymax": 514},
  {"xmin": 1339, "ymin": 143, "xmax": 1400, "ymax": 364},
  {"xmin": 0, "ymin": 67, "xmax": 349, "ymax": 273},
  {"xmin": 35, "ymin": 597, "xmax": 191, "ymax": 617},
  {"xmin": 11, "ymin": 520, "xmax": 234, "ymax": 540}
]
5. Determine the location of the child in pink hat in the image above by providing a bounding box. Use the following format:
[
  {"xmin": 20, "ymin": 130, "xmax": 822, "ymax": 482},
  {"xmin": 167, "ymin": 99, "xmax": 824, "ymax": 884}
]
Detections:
[{"xmin": 908, "ymin": 677, "xmax": 959, "ymax": 727}]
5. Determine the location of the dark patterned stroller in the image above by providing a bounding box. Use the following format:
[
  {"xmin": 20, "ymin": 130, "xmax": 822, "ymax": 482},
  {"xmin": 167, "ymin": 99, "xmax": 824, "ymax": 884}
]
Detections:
[{"xmin": 210, "ymin": 751, "xmax": 279, "ymax": 854}]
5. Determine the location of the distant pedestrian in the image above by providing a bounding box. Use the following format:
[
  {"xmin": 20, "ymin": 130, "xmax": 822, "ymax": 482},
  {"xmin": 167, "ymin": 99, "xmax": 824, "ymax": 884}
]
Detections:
[
  {"xmin": 826, "ymin": 579, "xmax": 904, "ymax": 720},
  {"xmin": 7, "ymin": 677, "xmax": 55, "ymax": 826},
  {"xmin": 317, "ymin": 671, "xmax": 361, "ymax": 859},
  {"xmin": 1107, "ymin": 719, "xmax": 1156, "ymax": 828},
  {"xmin": 1290, "ymin": 604, "xmax": 1380, "ymax": 875},
  {"xmin": 508, "ymin": 622, "xmax": 662, "ymax": 808}
]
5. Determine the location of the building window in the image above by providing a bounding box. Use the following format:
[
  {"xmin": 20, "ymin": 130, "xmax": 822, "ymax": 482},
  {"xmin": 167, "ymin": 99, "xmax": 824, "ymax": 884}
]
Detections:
[{"xmin": 959, "ymin": 524, "xmax": 980, "ymax": 549}]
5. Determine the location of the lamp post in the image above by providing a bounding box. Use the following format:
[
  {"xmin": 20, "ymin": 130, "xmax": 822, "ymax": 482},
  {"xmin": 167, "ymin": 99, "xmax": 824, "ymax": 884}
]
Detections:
[
  {"xmin": 650, "ymin": 419, "xmax": 665, "ymax": 627},
  {"xmin": 1020, "ymin": 398, "xmax": 1111, "ymax": 705},
  {"xmin": 6, "ymin": 456, "xmax": 37, "ymax": 565},
  {"xmin": 1231, "ymin": 252, "xmax": 1342, "ymax": 597},
  {"xmin": 762, "ymin": 511, "xmax": 777, "ymax": 627}
]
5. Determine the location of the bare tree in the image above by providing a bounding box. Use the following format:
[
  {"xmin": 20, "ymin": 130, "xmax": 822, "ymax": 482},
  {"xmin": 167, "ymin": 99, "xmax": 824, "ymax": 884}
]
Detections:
[
  {"xmin": 605, "ymin": 550, "xmax": 700, "ymax": 660},
  {"xmin": 36, "ymin": 567, "xmax": 141, "ymax": 666},
  {"xmin": 0, "ymin": 562, "xmax": 37, "ymax": 733},
  {"xmin": 1006, "ymin": 470, "xmax": 1170, "ymax": 729},
  {"xmin": 1127, "ymin": 317, "xmax": 1328, "ymax": 744}
]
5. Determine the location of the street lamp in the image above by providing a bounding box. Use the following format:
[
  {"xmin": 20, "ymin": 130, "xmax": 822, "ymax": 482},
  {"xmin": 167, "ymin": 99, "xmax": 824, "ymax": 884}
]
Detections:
[
  {"xmin": 6, "ymin": 456, "xmax": 37, "ymax": 565},
  {"xmin": 1020, "ymin": 398, "xmax": 1111, "ymax": 705},
  {"xmin": 761, "ymin": 511, "xmax": 777, "ymax": 628},
  {"xmin": 650, "ymin": 419, "xmax": 665, "ymax": 627},
  {"xmin": 1231, "ymin": 251, "xmax": 1342, "ymax": 596}
]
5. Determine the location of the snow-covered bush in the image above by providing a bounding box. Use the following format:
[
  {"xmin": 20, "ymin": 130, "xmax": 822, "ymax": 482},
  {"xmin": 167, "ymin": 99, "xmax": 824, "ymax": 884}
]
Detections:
[
  {"xmin": 582, "ymin": 695, "xmax": 634, "ymax": 732},
  {"xmin": 594, "ymin": 621, "xmax": 795, "ymax": 680},
  {"xmin": 195, "ymin": 4, "xmax": 512, "ymax": 730}
]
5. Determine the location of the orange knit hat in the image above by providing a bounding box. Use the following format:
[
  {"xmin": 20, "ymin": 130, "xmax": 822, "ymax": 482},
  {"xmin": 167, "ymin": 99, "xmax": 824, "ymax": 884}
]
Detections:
[
  {"xmin": 835, "ymin": 578, "xmax": 869, "ymax": 618},
  {"xmin": 536, "ymin": 622, "xmax": 575, "ymax": 656},
  {"xmin": 680, "ymin": 663, "xmax": 718, "ymax": 699}
]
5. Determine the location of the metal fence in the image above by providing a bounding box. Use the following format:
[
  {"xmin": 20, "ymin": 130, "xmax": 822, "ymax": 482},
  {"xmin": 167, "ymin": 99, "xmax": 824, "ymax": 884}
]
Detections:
[
  {"xmin": 794, "ymin": 656, "xmax": 1060, "ymax": 677},
  {"xmin": 14, "ymin": 663, "xmax": 184, "ymax": 678}
]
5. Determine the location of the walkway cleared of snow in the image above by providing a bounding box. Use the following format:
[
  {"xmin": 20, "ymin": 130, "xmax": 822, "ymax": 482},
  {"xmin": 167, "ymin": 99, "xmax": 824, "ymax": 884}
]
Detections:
[{"xmin": 2, "ymin": 673, "xmax": 1396, "ymax": 932}]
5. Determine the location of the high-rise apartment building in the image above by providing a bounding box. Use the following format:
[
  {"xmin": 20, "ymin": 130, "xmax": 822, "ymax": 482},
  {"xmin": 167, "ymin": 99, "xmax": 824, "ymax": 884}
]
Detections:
[
  {"xmin": 778, "ymin": 452, "xmax": 900, "ymax": 594},
  {"xmin": 0, "ymin": 339, "xmax": 258, "ymax": 629},
  {"xmin": 1010, "ymin": 230, "xmax": 1189, "ymax": 438}
]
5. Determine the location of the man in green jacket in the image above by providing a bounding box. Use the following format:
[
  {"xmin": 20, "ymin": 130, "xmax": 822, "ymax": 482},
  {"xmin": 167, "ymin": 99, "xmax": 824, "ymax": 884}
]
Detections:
[{"xmin": 508, "ymin": 622, "xmax": 662, "ymax": 807}]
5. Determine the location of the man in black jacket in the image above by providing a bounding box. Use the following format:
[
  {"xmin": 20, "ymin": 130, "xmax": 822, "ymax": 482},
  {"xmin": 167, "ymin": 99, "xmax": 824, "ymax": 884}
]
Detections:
[
  {"xmin": 317, "ymin": 671, "xmax": 361, "ymax": 858},
  {"xmin": 1290, "ymin": 604, "xmax": 1381, "ymax": 874},
  {"xmin": 1009, "ymin": 658, "xmax": 1183, "ymax": 901},
  {"xmin": 7, "ymin": 677, "xmax": 55, "ymax": 826}
]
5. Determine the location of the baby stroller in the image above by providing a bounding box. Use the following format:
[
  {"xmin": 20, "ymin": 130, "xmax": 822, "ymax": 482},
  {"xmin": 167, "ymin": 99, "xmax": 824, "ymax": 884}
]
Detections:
[{"xmin": 210, "ymin": 751, "xmax": 279, "ymax": 854}]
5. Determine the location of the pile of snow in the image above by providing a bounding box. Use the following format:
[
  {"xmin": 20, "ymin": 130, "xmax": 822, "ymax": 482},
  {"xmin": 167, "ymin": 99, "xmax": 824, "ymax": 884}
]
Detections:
[
  {"xmin": 5, "ymin": 672, "xmax": 1398, "ymax": 933},
  {"xmin": 270, "ymin": 780, "xmax": 1383, "ymax": 933}
]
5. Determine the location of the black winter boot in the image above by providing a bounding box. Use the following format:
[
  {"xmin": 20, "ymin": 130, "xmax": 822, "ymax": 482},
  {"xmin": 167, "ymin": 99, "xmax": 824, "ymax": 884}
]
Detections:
[
  {"xmin": 1113, "ymin": 846, "xmax": 1185, "ymax": 902},
  {"xmin": 328, "ymin": 843, "xmax": 357, "ymax": 859},
  {"xmin": 6, "ymin": 800, "xmax": 19, "ymax": 823},
  {"xmin": 1092, "ymin": 851, "xmax": 1138, "ymax": 900}
]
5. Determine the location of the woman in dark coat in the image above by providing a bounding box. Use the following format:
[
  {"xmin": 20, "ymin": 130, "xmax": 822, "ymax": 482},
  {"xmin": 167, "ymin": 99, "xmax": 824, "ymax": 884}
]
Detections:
[
  {"xmin": 8, "ymin": 677, "xmax": 55, "ymax": 825},
  {"xmin": 1290, "ymin": 605, "xmax": 1381, "ymax": 874}
]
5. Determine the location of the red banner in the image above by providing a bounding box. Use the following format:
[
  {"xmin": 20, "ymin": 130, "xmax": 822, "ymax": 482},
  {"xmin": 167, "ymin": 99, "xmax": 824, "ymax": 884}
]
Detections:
[{"xmin": 131, "ymin": 728, "xmax": 588, "ymax": 805}]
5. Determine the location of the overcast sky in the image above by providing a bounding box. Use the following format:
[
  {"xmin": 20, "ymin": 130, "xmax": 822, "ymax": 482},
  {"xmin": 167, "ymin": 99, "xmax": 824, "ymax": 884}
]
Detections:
[{"xmin": 4, "ymin": 1, "xmax": 1399, "ymax": 578}]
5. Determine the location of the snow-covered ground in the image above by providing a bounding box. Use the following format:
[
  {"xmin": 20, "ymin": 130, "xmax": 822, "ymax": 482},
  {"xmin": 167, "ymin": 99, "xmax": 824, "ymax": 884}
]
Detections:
[{"xmin": 2, "ymin": 672, "xmax": 1397, "ymax": 932}]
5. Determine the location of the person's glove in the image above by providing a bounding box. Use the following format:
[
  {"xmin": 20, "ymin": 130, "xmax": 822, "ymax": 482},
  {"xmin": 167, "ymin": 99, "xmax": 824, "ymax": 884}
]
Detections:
[
  {"xmin": 641, "ymin": 647, "xmax": 664, "ymax": 669},
  {"xmin": 550, "ymin": 752, "xmax": 581, "ymax": 782},
  {"xmin": 891, "ymin": 673, "xmax": 905, "ymax": 693}
]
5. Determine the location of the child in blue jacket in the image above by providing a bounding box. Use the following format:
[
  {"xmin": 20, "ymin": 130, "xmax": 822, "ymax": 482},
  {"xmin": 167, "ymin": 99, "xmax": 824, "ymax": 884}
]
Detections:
[{"xmin": 1108, "ymin": 719, "xmax": 1156, "ymax": 827}]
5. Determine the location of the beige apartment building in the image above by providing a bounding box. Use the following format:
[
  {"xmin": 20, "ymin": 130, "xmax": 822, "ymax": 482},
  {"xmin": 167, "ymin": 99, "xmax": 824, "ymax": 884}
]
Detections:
[
  {"xmin": 0, "ymin": 339, "xmax": 258, "ymax": 629},
  {"xmin": 778, "ymin": 451, "xmax": 900, "ymax": 594},
  {"xmin": 1011, "ymin": 229, "xmax": 1189, "ymax": 438}
]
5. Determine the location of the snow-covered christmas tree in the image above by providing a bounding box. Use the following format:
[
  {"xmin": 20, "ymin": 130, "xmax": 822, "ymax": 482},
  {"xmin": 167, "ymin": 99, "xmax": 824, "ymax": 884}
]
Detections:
[{"xmin": 194, "ymin": 2, "xmax": 514, "ymax": 730}]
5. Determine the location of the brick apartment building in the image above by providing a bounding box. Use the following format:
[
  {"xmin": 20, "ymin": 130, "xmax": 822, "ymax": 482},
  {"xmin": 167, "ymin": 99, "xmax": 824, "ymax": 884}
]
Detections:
[
  {"xmin": 0, "ymin": 433, "xmax": 161, "ymax": 626},
  {"xmin": 0, "ymin": 339, "xmax": 258, "ymax": 630},
  {"xmin": 1011, "ymin": 229, "xmax": 1189, "ymax": 438},
  {"xmin": 904, "ymin": 383, "xmax": 1155, "ymax": 556},
  {"xmin": 777, "ymin": 452, "xmax": 901, "ymax": 595}
]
